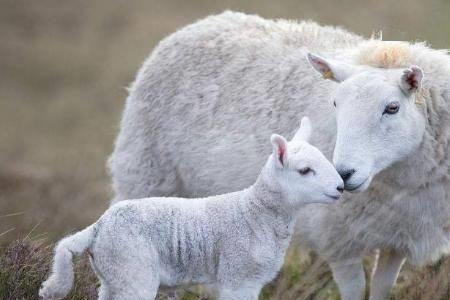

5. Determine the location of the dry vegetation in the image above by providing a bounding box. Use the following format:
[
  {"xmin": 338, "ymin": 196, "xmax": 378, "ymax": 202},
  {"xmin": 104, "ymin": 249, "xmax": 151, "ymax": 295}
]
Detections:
[{"xmin": 1, "ymin": 0, "xmax": 450, "ymax": 299}]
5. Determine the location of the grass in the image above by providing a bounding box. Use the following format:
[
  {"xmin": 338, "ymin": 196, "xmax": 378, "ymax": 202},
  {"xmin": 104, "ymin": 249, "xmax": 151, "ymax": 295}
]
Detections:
[
  {"xmin": 2, "ymin": 237, "xmax": 450, "ymax": 299},
  {"xmin": 0, "ymin": 238, "xmax": 98, "ymax": 300},
  {"xmin": 1, "ymin": 1, "xmax": 450, "ymax": 299}
]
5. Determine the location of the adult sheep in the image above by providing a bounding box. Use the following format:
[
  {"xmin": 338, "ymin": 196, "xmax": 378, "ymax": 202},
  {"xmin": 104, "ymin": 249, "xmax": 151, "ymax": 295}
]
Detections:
[{"xmin": 108, "ymin": 11, "xmax": 450, "ymax": 300}]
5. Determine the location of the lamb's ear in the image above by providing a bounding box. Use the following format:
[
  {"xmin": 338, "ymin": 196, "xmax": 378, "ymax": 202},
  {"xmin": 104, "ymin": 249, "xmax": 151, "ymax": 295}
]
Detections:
[
  {"xmin": 400, "ymin": 66, "xmax": 423, "ymax": 94},
  {"xmin": 271, "ymin": 134, "xmax": 288, "ymax": 168},
  {"xmin": 292, "ymin": 117, "xmax": 312, "ymax": 142},
  {"xmin": 307, "ymin": 53, "xmax": 356, "ymax": 82}
]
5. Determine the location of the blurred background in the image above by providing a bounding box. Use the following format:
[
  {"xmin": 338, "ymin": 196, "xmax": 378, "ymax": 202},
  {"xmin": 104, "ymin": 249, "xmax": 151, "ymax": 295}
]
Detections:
[
  {"xmin": 0, "ymin": 1, "xmax": 450, "ymax": 298},
  {"xmin": 2, "ymin": 0, "xmax": 450, "ymax": 242}
]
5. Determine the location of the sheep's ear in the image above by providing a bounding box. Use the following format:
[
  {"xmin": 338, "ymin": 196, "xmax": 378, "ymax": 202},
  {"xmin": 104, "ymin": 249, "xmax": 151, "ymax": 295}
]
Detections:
[
  {"xmin": 292, "ymin": 117, "xmax": 312, "ymax": 142},
  {"xmin": 307, "ymin": 53, "xmax": 356, "ymax": 82},
  {"xmin": 400, "ymin": 66, "xmax": 423, "ymax": 94},
  {"xmin": 271, "ymin": 134, "xmax": 288, "ymax": 168}
]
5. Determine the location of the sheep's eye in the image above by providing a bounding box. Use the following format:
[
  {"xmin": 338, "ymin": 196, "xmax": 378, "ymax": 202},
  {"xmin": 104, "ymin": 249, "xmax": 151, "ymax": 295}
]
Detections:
[
  {"xmin": 298, "ymin": 167, "xmax": 312, "ymax": 175},
  {"xmin": 383, "ymin": 102, "xmax": 400, "ymax": 115},
  {"xmin": 333, "ymin": 101, "xmax": 336, "ymax": 107}
]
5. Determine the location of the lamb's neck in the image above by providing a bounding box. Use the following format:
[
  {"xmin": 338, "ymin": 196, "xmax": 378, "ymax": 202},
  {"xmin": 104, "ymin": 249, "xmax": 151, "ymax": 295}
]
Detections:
[{"xmin": 244, "ymin": 172, "xmax": 295, "ymax": 228}]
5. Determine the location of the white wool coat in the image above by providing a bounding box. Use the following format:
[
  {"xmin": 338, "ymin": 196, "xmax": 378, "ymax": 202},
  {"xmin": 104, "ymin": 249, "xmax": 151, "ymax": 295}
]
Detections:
[{"xmin": 108, "ymin": 11, "xmax": 450, "ymax": 266}]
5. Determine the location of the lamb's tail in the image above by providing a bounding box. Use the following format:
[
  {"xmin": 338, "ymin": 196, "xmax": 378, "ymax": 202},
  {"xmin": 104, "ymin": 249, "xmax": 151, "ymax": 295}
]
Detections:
[{"xmin": 39, "ymin": 224, "xmax": 96, "ymax": 300}]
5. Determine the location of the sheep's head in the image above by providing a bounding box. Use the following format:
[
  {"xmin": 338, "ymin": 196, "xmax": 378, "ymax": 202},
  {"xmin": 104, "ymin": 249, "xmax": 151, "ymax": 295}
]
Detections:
[
  {"xmin": 269, "ymin": 117, "xmax": 343, "ymax": 205},
  {"xmin": 307, "ymin": 52, "xmax": 426, "ymax": 192}
]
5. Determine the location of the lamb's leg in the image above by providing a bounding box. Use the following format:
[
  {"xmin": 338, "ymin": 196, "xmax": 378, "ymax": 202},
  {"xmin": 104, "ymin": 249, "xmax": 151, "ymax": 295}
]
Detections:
[
  {"xmin": 97, "ymin": 281, "xmax": 111, "ymax": 300},
  {"xmin": 93, "ymin": 238, "xmax": 160, "ymax": 300},
  {"xmin": 110, "ymin": 284, "xmax": 158, "ymax": 300},
  {"xmin": 329, "ymin": 257, "xmax": 366, "ymax": 300},
  {"xmin": 107, "ymin": 269, "xmax": 159, "ymax": 300},
  {"xmin": 165, "ymin": 290, "xmax": 178, "ymax": 300},
  {"xmin": 369, "ymin": 249, "xmax": 405, "ymax": 300}
]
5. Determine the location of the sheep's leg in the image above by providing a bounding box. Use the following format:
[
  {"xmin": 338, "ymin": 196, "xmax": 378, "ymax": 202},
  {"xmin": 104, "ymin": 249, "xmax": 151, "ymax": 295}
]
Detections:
[
  {"xmin": 329, "ymin": 257, "xmax": 366, "ymax": 300},
  {"xmin": 369, "ymin": 249, "xmax": 405, "ymax": 300},
  {"xmin": 217, "ymin": 285, "xmax": 261, "ymax": 300}
]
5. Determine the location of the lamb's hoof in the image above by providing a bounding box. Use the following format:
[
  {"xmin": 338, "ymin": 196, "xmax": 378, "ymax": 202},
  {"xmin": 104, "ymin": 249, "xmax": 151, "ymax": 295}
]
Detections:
[{"xmin": 39, "ymin": 282, "xmax": 65, "ymax": 300}]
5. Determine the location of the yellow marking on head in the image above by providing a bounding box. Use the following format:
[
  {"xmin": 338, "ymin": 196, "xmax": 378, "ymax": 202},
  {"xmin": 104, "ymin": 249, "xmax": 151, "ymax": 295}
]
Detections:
[
  {"xmin": 414, "ymin": 88, "xmax": 427, "ymax": 105},
  {"xmin": 357, "ymin": 41, "xmax": 412, "ymax": 68}
]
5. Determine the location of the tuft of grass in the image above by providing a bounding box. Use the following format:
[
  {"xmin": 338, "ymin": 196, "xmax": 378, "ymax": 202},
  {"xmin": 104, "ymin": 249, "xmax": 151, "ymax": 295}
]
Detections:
[
  {"xmin": 0, "ymin": 238, "xmax": 98, "ymax": 300},
  {"xmin": 391, "ymin": 258, "xmax": 450, "ymax": 300}
]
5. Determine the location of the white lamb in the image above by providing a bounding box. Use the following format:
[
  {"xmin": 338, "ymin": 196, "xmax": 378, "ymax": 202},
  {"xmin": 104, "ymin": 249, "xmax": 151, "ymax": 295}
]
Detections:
[{"xmin": 39, "ymin": 117, "xmax": 343, "ymax": 300}]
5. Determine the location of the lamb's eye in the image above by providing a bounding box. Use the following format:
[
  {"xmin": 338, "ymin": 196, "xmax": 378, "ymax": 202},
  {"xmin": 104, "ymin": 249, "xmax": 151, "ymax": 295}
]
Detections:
[
  {"xmin": 383, "ymin": 102, "xmax": 400, "ymax": 115},
  {"xmin": 333, "ymin": 101, "xmax": 336, "ymax": 107},
  {"xmin": 298, "ymin": 167, "xmax": 312, "ymax": 175}
]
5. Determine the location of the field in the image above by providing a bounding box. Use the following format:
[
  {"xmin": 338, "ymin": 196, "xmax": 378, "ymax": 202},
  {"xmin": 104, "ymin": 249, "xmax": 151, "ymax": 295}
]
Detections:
[{"xmin": 1, "ymin": 0, "xmax": 450, "ymax": 299}]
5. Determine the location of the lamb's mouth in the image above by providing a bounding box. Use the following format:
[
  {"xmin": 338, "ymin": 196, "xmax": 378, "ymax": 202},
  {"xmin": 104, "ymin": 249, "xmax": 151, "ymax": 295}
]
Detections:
[{"xmin": 324, "ymin": 194, "xmax": 340, "ymax": 201}]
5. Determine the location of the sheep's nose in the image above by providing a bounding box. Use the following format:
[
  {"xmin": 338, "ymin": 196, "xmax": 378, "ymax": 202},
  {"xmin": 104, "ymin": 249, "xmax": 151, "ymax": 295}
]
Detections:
[
  {"xmin": 338, "ymin": 168, "xmax": 355, "ymax": 183},
  {"xmin": 337, "ymin": 185, "xmax": 344, "ymax": 193}
]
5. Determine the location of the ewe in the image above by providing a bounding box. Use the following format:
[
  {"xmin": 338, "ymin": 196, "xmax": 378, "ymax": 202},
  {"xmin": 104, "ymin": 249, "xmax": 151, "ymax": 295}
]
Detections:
[
  {"xmin": 109, "ymin": 11, "xmax": 450, "ymax": 300},
  {"xmin": 40, "ymin": 118, "xmax": 343, "ymax": 300}
]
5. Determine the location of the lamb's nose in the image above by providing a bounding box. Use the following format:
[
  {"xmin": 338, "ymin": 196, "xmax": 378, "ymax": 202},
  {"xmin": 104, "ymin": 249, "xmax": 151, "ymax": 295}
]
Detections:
[
  {"xmin": 338, "ymin": 169, "xmax": 355, "ymax": 183},
  {"xmin": 337, "ymin": 185, "xmax": 344, "ymax": 193}
]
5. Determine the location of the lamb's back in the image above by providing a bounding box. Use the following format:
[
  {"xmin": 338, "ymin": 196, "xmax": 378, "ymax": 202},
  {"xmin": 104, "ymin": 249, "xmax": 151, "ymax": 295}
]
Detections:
[{"xmin": 95, "ymin": 191, "xmax": 277, "ymax": 284}]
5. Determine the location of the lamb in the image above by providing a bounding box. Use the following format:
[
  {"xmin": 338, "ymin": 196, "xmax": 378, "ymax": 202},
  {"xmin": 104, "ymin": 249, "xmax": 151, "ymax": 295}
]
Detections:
[{"xmin": 40, "ymin": 117, "xmax": 344, "ymax": 300}]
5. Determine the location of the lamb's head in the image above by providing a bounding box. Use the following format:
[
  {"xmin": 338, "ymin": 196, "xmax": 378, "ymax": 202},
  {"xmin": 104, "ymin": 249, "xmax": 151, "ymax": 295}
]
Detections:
[
  {"xmin": 308, "ymin": 53, "xmax": 426, "ymax": 192},
  {"xmin": 268, "ymin": 117, "xmax": 344, "ymax": 205}
]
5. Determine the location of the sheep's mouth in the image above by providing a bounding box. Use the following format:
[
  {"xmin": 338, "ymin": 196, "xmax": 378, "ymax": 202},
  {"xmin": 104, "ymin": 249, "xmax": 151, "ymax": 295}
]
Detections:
[{"xmin": 345, "ymin": 178, "xmax": 369, "ymax": 193}]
